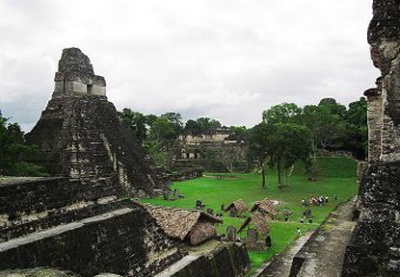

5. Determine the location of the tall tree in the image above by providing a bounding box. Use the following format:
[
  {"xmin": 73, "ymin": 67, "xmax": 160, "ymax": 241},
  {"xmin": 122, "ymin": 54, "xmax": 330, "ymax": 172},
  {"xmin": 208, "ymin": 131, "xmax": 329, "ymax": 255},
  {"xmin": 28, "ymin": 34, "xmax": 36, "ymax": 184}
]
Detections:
[
  {"xmin": 247, "ymin": 123, "xmax": 274, "ymax": 189},
  {"xmin": 267, "ymin": 123, "xmax": 312, "ymax": 187}
]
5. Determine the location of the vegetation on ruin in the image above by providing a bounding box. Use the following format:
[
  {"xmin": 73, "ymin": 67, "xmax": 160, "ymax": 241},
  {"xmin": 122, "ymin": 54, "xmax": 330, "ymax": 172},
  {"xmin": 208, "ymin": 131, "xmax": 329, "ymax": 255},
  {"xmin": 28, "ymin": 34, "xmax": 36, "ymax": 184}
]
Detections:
[{"xmin": 141, "ymin": 156, "xmax": 358, "ymax": 272}]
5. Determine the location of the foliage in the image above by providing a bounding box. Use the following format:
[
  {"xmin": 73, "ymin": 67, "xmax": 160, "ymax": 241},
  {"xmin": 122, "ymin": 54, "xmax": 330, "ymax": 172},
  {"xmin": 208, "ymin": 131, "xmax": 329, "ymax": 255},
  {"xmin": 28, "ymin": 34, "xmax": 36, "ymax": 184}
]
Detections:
[
  {"xmin": 183, "ymin": 117, "xmax": 221, "ymax": 136},
  {"xmin": 119, "ymin": 108, "xmax": 148, "ymax": 144},
  {"xmin": 120, "ymin": 109, "xmax": 184, "ymax": 168},
  {"xmin": 267, "ymin": 123, "xmax": 312, "ymax": 187},
  {"xmin": 184, "ymin": 119, "xmax": 202, "ymax": 136},
  {"xmin": 261, "ymin": 98, "xmax": 368, "ymax": 162},
  {"xmin": 262, "ymin": 103, "xmax": 302, "ymax": 124},
  {"xmin": 343, "ymin": 98, "xmax": 368, "ymax": 159},
  {"xmin": 147, "ymin": 112, "xmax": 183, "ymax": 168},
  {"xmin": 301, "ymin": 104, "xmax": 345, "ymax": 153},
  {"xmin": 0, "ymin": 113, "xmax": 46, "ymax": 176}
]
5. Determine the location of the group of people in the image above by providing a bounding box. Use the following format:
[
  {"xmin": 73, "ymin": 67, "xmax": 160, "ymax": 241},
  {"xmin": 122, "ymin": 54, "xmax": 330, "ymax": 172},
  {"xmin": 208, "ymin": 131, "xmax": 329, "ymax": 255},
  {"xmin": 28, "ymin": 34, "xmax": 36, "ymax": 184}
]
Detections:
[{"xmin": 301, "ymin": 195, "xmax": 333, "ymax": 207}]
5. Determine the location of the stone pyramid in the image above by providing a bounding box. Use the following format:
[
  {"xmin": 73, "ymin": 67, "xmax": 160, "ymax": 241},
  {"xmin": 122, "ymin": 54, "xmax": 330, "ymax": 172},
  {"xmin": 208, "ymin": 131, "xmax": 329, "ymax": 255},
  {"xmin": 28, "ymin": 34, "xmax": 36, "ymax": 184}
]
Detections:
[{"xmin": 26, "ymin": 47, "xmax": 168, "ymax": 197}]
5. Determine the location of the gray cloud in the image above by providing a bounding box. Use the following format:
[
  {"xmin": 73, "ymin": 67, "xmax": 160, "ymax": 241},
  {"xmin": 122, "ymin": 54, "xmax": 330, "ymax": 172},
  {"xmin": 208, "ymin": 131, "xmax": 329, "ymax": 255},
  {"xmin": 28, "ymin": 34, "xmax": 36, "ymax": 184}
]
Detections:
[{"xmin": 0, "ymin": 0, "xmax": 377, "ymax": 131}]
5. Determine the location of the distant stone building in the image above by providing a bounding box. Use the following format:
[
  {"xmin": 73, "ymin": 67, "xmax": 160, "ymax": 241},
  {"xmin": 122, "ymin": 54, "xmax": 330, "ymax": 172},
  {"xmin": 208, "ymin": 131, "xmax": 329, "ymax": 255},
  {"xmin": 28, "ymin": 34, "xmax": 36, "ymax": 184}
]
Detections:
[
  {"xmin": 26, "ymin": 48, "xmax": 167, "ymax": 197},
  {"xmin": 175, "ymin": 128, "xmax": 247, "ymax": 172}
]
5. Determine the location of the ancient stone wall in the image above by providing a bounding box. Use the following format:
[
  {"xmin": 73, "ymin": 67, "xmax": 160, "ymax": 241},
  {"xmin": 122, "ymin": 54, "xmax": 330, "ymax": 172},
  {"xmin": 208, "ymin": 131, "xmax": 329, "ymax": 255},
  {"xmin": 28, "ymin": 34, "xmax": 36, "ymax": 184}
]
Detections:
[
  {"xmin": 342, "ymin": 1, "xmax": 400, "ymax": 276},
  {"xmin": 366, "ymin": 0, "xmax": 400, "ymax": 163},
  {"xmin": 157, "ymin": 243, "xmax": 250, "ymax": 277},
  {"xmin": 0, "ymin": 204, "xmax": 185, "ymax": 277},
  {"xmin": 54, "ymin": 48, "xmax": 106, "ymax": 97},
  {"xmin": 0, "ymin": 178, "xmax": 118, "ymax": 218}
]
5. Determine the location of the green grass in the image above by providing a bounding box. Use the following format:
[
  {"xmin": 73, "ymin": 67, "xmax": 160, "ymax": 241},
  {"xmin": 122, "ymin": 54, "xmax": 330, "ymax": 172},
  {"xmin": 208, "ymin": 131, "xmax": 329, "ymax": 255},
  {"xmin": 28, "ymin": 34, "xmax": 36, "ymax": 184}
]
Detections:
[{"xmin": 140, "ymin": 156, "xmax": 358, "ymax": 271}]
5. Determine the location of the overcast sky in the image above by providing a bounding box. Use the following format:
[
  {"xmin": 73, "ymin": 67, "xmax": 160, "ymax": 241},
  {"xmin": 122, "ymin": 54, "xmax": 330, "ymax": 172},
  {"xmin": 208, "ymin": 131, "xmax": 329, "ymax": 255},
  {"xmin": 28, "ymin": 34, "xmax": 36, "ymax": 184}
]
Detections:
[{"xmin": 0, "ymin": 0, "xmax": 378, "ymax": 132}]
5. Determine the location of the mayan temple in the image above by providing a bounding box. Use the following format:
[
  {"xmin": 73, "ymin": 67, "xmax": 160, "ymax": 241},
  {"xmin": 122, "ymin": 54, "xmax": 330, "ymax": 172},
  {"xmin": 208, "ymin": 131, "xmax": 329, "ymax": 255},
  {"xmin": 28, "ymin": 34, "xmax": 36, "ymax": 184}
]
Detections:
[
  {"xmin": 0, "ymin": 48, "xmax": 250, "ymax": 277},
  {"xmin": 26, "ymin": 47, "xmax": 167, "ymax": 197},
  {"xmin": 342, "ymin": 0, "xmax": 400, "ymax": 276}
]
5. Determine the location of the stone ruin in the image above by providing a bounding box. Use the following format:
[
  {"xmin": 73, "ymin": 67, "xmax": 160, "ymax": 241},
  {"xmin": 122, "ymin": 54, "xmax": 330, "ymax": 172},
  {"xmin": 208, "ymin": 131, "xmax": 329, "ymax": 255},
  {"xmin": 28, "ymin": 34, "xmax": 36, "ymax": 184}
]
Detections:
[
  {"xmin": 0, "ymin": 48, "xmax": 251, "ymax": 277},
  {"xmin": 342, "ymin": 1, "xmax": 400, "ymax": 276},
  {"xmin": 26, "ymin": 47, "xmax": 167, "ymax": 197}
]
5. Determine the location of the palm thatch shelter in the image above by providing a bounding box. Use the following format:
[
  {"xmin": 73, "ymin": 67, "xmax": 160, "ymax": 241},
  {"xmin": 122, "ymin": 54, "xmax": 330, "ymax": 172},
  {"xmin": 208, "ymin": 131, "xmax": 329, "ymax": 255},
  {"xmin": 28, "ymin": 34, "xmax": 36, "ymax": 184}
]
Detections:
[
  {"xmin": 144, "ymin": 205, "xmax": 222, "ymax": 245},
  {"xmin": 224, "ymin": 199, "xmax": 248, "ymax": 217},
  {"xmin": 237, "ymin": 212, "xmax": 271, "ymax": 235},
  {"xmin": 250, "ymin": 198, "xmax": 278, "ymax": 219}
]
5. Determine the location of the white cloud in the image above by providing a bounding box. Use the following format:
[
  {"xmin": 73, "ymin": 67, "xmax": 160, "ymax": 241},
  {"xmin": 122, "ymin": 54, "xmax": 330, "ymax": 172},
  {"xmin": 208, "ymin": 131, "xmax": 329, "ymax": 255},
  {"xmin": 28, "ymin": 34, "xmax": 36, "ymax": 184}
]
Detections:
[{"xmin": 0, "ymin": 0, "xmax": 378, "ymax": 131}]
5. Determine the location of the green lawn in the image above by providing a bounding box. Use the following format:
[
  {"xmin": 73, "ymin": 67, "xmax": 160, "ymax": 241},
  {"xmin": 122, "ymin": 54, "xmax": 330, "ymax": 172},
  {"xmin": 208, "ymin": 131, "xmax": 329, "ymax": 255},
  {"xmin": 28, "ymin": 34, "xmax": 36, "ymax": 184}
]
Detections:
[{"xmin": 140, "ymin": 157, "xmax": 359, "ymax": 271}]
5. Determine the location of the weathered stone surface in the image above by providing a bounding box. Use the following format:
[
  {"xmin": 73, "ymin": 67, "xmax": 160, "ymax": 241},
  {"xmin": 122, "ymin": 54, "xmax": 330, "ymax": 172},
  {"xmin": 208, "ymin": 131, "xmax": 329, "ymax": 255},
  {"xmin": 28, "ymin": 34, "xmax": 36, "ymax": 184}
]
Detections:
[
  {"xmin": 0, "ymin": 267, "xmax": 78, "ymax": 277},
  {"xmin": 26, "ymin": 48, "xmax": 168, "ymax": 197},
  {"xmin": 365, "ymin": 0, "xmax": 400, "ymax": 163},
  {"xmin": 0, "ymin": 204, "xmax": 185, "ymax": 277},
  {"xmin": 156, "ymin": 243, "xmax": 250, "ymax": 277},
  {"xmin": 342, "ymin": 1, "xmax": 400, "ymax": 276},
  {"xmin": 343, "ymin": 162, "xmax": 400, "ymax": 276},
  {"xmin": 54, "ymin": 48, "xmax": 106, "ymax": 96}
]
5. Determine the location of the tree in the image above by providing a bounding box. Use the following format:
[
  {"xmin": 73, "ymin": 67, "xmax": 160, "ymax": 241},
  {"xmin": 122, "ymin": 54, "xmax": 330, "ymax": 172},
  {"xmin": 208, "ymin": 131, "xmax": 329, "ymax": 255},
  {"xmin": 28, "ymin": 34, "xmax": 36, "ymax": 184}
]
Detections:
[
  {"xmin": 318, "ymin": 98, "xmax": 347, "ymax": 119},
  {"xmin": 229, "ymin": 126, "xmax": 247, "ymax": 142},
  {"xmin": 0, "ymin": 112, "xmax": 45, "ymax": 176},
  {"xmin": 184, "ymin": 119, "xmax": 202, "ymax": 136},
  {"xmin": 343, "ymin": 97, "xmax": 368, "ymax": 159},
  {"xmin": 301, "ymin": 105, "xmax": 343, "ymax": 152},
  {"xmin": 145, "ymin": 112, "xmax": 183, "ymax": 168},
  {"xmin": 119, "ymin": 108, "xmax": 147, "ymax": 144},
  {"xmin": 267, "ymin": 123, "xmax": 312, "ymax": 187},
  {"xmin": 262, "ymin": 103, "xmax": 302, "ymax": 124},
  {"xmin": 247, "ymin": 123, "xmax": 274, "ymax": 189},
  {"xmin": 196, "ymin": 117, "xmax": 221, "ymax": 135}
]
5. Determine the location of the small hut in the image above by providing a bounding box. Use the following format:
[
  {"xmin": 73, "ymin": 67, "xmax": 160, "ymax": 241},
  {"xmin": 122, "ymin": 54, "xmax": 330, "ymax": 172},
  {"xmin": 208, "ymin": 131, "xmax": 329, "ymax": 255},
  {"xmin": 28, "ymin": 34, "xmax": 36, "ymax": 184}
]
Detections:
[
  {"xmin": 238, "ymin": 212, "xmax": 271, "ymax": 251},
  {"xmin": 250, "ymin": 198, "xmax": 278, "ymax": 219},
  {"xmin": 237, "ymin": 212, "xmax": 271, "ymax": 235},
  {"xmin": 224, "ymin": 199, "xmax": 248, "ymax": 217},
  {"xmin": 145, "ymin": 205, "xmax": 222, "ymax": 246}
]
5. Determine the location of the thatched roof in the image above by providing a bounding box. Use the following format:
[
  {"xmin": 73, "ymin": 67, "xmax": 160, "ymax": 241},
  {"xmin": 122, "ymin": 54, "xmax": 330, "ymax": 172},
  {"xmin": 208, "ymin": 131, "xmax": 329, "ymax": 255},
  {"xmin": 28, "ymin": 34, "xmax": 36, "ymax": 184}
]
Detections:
[
  {"xmin": 225, "ymin": 199, "xmax": 248, "ymax": 213},
  {"xmin": 237, "ymin": 212, "xmax": 270, "ymax": 235},
  {"xmin": 188, "ymin": 221, "xmax": 217, "ymax": 245},
  {"xmin": 144, "ymin": 205, "xmax": 221, "ymax": 241},
  {"xmin": 250, "ymin": 198, "xmax": 277, "ymax": 217}
]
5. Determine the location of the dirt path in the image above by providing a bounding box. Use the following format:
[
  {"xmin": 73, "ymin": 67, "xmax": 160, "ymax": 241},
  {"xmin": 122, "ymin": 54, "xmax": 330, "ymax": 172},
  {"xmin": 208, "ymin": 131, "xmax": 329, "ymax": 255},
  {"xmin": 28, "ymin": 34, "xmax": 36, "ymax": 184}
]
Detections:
[{"xmin": 256, "ymin": 198, "xmax": 356, "ymax": 277}]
